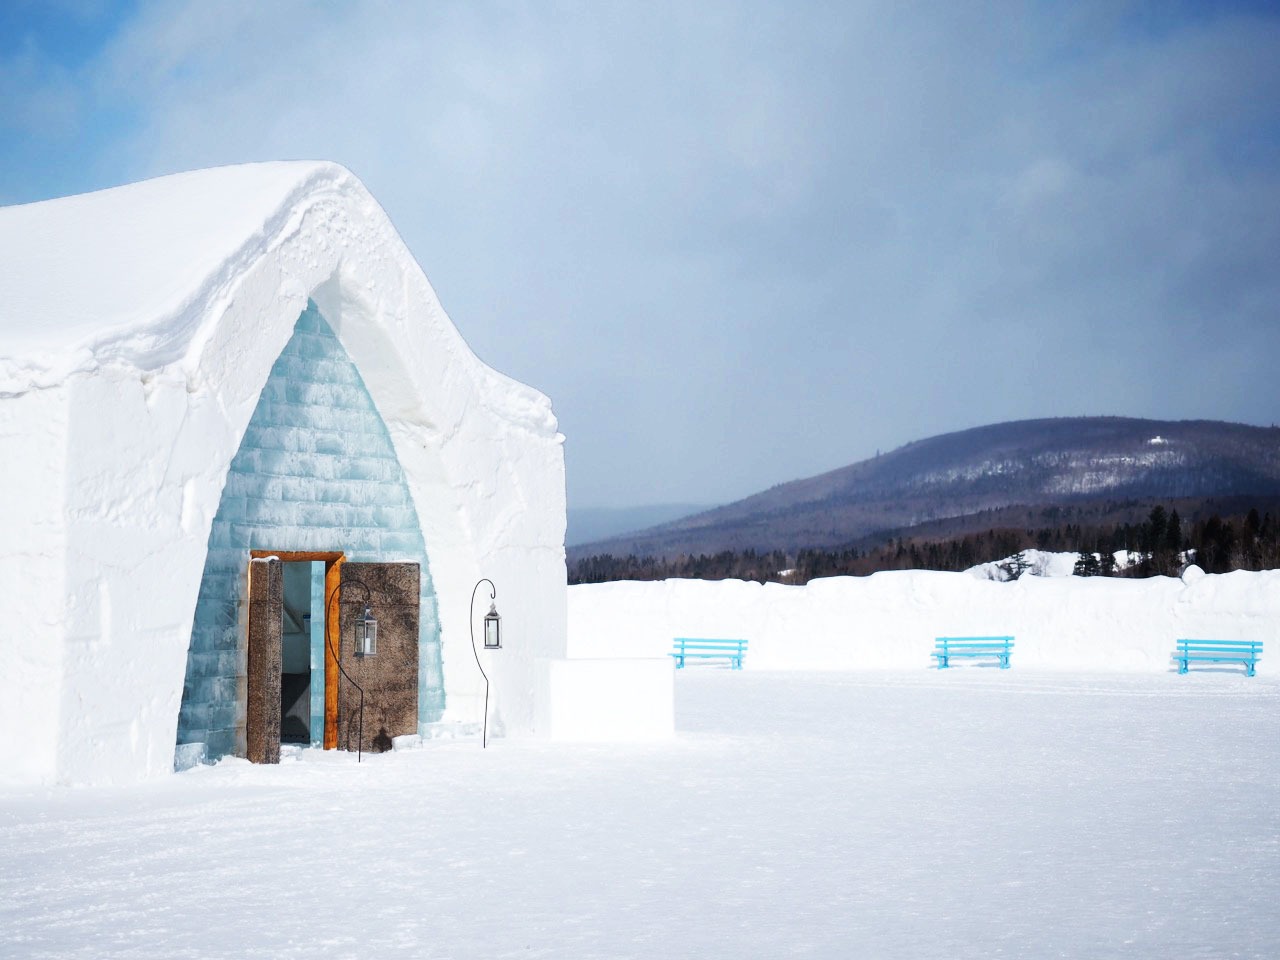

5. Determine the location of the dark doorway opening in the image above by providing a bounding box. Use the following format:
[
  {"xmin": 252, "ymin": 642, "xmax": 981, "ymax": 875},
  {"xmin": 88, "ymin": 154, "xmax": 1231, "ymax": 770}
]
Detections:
[{"xmin": 280, "ymin": 562, "xmax": 315, "ymax": 744}]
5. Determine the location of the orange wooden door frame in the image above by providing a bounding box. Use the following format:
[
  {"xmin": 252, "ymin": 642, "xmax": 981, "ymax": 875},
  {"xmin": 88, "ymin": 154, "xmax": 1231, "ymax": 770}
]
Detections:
[{"xmin": 249, "ymin": 550, "xmax": 345, "ymax": 749}]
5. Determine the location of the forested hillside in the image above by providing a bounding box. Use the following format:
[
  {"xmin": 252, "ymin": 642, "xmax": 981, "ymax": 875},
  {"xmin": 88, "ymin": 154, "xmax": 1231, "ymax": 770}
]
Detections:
[{"xmin": 569, "ymin": 417, "xmax": 1280, "ymax": 565}]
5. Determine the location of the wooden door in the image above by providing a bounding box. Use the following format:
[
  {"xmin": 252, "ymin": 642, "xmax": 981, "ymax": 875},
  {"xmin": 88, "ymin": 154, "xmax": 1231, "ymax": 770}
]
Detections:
[
  {"xmin": 335, "ymin": 562, "xmax": 420, "ymax": 754},
  {"xmin": 245, "ymin": 557, "xmax": 282, "ymax": 764}
]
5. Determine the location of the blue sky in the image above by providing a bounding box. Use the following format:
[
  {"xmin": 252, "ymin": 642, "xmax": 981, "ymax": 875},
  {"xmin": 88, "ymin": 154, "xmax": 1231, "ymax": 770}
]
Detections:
[{"xmin": 3, "ymin": 1, "xmax": 1279, "ymax": 509}]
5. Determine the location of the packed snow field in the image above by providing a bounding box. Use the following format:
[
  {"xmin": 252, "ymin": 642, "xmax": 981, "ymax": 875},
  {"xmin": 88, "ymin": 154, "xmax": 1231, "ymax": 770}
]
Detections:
[{"xmin": 3, "ymin": 670, "xmax": 1277, "ymax": 959}]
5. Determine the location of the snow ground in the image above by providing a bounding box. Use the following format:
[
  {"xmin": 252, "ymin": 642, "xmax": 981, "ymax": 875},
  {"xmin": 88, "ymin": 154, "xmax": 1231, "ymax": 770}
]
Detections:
[{"xmin": 3, "ymin": 670, "xmax": 1277, "ymax": 959}]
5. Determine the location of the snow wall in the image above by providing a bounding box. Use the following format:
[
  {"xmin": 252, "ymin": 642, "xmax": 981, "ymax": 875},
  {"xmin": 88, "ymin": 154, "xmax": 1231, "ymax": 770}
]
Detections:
[
  {"xmin": 0, "ymin": 162, "xmax": 567, "ymax": 786},
  {"xmin": 568, "ymin": 569, "xmax": 1278, "ymax": 675}
]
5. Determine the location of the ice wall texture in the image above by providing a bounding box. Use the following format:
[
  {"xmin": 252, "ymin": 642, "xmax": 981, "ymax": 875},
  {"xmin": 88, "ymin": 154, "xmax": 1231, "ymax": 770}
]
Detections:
[{"xmin": 180, "ymin": 303, "xmax": 442, "ymax": 760}]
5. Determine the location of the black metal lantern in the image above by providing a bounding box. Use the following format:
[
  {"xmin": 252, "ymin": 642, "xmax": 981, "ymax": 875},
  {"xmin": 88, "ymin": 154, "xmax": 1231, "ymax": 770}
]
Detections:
[
  {"xmin": 355, "ymin": 602, "xmax": 378, "ymax": 657},
  {"xmin": 483, "ymin": 601, "xmax": 501, "ymax": 649}
]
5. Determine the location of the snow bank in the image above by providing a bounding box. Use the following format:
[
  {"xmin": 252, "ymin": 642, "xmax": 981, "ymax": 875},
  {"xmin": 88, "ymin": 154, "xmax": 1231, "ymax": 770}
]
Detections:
[
  {"xmin": 0, "ymin": 162, "xmax": 567, "ymax": 786},
  {"xmin": 568, "ymin": 568, "xmax": 1278, "ymax": 674},
  {"xmin": 966, "ymin": 548, "xmax": 1080, "ymax": 580}
]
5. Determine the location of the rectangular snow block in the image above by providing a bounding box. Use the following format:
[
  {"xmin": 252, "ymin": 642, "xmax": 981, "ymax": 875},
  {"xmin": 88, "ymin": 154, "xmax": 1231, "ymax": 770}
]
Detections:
[{"xmin": 535, "ymin": 659, "xmax": 674, "ymax": 742}]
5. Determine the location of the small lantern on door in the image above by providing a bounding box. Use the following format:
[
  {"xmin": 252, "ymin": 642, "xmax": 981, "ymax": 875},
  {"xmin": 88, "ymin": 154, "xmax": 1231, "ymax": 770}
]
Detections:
[
  {"xmin": 355, "ymin": 602, "xmax": 378, "ymax": 657},
  {"xmin": 483, "ymin": 601, "xmax": 502, "ymax": 649}
]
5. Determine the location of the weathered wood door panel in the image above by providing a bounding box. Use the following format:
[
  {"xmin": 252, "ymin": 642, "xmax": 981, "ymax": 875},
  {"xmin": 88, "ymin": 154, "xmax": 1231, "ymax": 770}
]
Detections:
[
  {"xmin": 336, "ymin": 562, "xmax": 420, "ymax": 754},
  {"xmin": 245, "ymin": 557, "xmax": 283, "ymax": 764}
]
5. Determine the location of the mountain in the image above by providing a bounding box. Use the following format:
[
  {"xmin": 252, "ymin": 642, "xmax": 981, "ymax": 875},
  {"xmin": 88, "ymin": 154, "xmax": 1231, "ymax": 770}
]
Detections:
[
  {"xmin": 566, "ymin": 503, "xmax": 710, "ymax": 546},
  {"xmin": 569, "ymin": 417, "xmax": 1280, "ymax": 561}
]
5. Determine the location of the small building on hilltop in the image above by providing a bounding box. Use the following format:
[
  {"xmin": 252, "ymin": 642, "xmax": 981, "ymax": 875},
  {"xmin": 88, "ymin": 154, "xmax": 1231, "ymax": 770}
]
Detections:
[{"xmin": 0, "ymin": 162, "xmax": 579, "ymax": 785}]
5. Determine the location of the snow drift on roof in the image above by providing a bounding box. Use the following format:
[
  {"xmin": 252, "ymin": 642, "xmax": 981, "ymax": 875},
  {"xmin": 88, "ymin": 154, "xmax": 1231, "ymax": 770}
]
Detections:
[{"xmin": 0, "ymin": 162, "xmax": 387, "ymax": 394}]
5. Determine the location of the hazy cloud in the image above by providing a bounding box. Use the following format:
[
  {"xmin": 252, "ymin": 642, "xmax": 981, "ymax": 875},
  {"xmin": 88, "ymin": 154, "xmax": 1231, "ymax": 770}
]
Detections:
[{"xmin": 4, "ymin": 1, "xmax": 1278, "ymax": 506}]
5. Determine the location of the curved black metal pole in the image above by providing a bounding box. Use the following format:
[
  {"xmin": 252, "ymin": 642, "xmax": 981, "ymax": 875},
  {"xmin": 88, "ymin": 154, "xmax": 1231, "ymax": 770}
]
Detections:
[
  {"xmin": 325, "ymin": 577, "xmax": 373, "ymax": 762},
  {"xmin": 469, "ymin": 578, "xmax": 495, "ymax": 749}
]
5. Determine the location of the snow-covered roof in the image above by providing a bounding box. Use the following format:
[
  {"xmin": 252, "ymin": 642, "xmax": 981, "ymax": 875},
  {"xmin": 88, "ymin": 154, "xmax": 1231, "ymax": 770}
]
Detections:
[{"xmin": 0, "ymin": 162, "xmax": 378, "ymax": 393}]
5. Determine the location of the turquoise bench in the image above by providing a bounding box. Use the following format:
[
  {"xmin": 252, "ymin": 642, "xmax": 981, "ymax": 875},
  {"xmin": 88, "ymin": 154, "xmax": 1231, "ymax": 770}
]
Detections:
[
  {"xmin": 671, "ymin": 637, "xmax": 747, "ymax": 670},
  {"xmin": 1176, "ymin": 639, "xmax": 1262, "ymax": 677},
  {"xmin": 933, "ymin": 636, "xmax": 1013, "ymax": 669}
]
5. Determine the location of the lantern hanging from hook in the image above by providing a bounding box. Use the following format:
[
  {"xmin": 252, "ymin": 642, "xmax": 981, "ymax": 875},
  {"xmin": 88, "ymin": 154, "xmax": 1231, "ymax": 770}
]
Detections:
[
  {"xmin": 355, "ymin": 602, "xmax": 378, "ymax": 657},
  {"xmin": 483, "ymin": 601, "xmax": 501, "ymax": 649}
]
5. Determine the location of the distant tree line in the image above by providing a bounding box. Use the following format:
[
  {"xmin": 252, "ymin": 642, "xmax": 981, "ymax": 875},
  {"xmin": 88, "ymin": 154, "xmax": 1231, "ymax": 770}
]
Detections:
[
  {"xmin": 567, "ymin": 505, "xmax": 1280, "ymax": 585},
  {"xmin": 1073, "ymin": 505, "xmax": 1280, "ymax": 577},
  {"xmin": 571, "ymin": 549, "xmax": 791, "ymax": 585}
]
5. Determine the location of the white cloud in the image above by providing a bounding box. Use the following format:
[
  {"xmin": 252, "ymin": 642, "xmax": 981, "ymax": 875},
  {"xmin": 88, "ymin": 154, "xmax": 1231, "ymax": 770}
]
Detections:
[{"xmin": 10, "ymin": 0, "xmax": 1280, "ymax": 505}]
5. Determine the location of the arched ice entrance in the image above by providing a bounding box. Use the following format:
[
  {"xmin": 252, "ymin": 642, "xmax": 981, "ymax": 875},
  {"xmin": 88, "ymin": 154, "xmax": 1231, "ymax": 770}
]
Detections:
[{"xmin": 176, "ymin": 301, "xmax": 443, "ymax": 765}]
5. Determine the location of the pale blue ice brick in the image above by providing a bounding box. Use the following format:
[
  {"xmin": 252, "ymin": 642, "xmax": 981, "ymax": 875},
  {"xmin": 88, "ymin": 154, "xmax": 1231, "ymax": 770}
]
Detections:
[
  {"xmin": 247, "ymin": 497, "xmax": 301, "ymax": 527},
  {"xmin": 220, "ymin": 472, "xmax": 252, "ymax": 499},
  {"xmin": 227, "ymin": 448, "xmax": 263, "ymax": 476},
  {"xmin": 289, "ymin": 381, "xmax": 371, "ymax": 410},
  {"xmin": 205, "ymin": 729, "xmax": 237, "ymax": 759},
  {"xmin": 198, "ymin": 572, "xmax": 237, "ymax": 600},
  {"xmin": 367, "ymin": 483, "xmax": 409, "ymax": 506},
  {"xmin": 379, "ymin": 531, "xmax": 425, "ymax": 554},
  {"xmin": 214, "ymin": 495, "xmax": 248, "ymax": 523},
  {"xmin": 314, "ymin": 433, "xmax": 346, "ymax": 456},
  {"xmin": 241, "ymin": 424, "xmax": 281, "ymax": 451},
  {"xmin": 310, "ymin": 479, "xmax": 354, "ymax": 504},
  {"xmin": 185, "ymin": 652, "xmax": 220, "ymax": 679},
  {"xmin": 208, "ymin": 625, "xmax": 241, "ymax": 652},
  {"xmin": 305, "ymin": 358, "xmax": 355, "ymax": 386},
  {"xmin": 294, "ymin": 330, "xmax": 332, "ymax": 358},
  {"xmin": 179, "ymin": 701, "xmax": 210, "ymax": 731},
  {"xmin": 212, "ymin": 676, "xmax": 240, "ymax": 703},
  {"xmin": 207, "ymin": 700, "xmax": 239, "ymax": 731},
  {"xmin": 322, "ymin": 407, "xmax": 375, "ymax": 434},
  {"xmin": 270, "ymin": 355, "xmax": 312, "ymax": 383},
  {"xmin": 347, "ymin": 506, "xmax": 380, "ymax": 527},
  {"xmin": 292, "ymin": 502, "xmax": 348, "ymax": 526},
  {"xmin": 276, "ymin": 477, "xmax": 312, "ymax": 501},
  {"xmin": 374, "ymin": 506, "xmax": 416, "ymax": 529},
  {"xmin": 346, "ymin": 433, "xmax": 397, "ymax": 459},
  {"xmin": 206, "ymin": 521, "xmax": 236, "ymax": 549},
  {"xmin": 173, "ymin": 742, "xmax": 207, "ymax": 771},
  {"xmin": 331, "ymin": 459, "xmax": 382, "ymax": 482},
  {"xmin": 193, "ymin": 598, "xmax": 236, "ymax": 629},
  {"xmin": 293, "ymin": 307, "xmax": 321, "ymax": 333},
  {"xmin": 264, "ymin": 403, "xmax": 314, "ymax": 429},
  {"xmin": 258, "ymin": 380, "xmax": 288, "ymax": 404}
]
